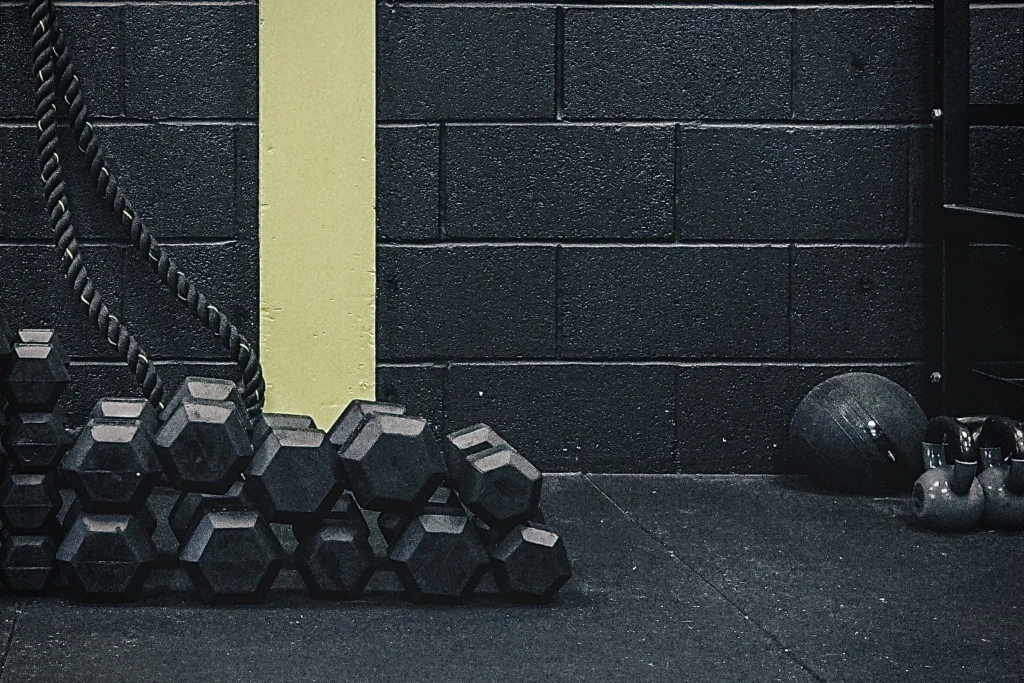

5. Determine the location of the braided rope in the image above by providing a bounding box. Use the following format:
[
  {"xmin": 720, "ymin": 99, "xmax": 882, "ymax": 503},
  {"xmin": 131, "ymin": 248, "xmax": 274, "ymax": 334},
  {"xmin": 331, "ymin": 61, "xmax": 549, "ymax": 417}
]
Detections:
[
  {"xmin": 40, "ymin": 0, "xmax": 265, "ymax": 419},
  {"xmin": 29, "ymin": 0, "xmax": 165, "ymax": 410}
]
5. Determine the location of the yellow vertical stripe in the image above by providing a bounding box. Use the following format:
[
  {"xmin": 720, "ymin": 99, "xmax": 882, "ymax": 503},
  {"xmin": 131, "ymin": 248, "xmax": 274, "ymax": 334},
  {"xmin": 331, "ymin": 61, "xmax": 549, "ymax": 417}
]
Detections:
[{"xmin": 258, "ymin": 2, "xmax": 376, "ymax": 427}]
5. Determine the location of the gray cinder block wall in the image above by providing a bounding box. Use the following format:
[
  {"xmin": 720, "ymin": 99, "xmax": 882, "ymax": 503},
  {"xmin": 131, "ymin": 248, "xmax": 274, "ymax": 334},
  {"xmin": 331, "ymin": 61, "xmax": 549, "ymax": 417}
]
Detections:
[
  {"xmin": 375, "ymin": 2, "xmax": 1024, "ymax": 473},
  {"xmin": 0, "ymin": 2, "xmax": 259, "ymax": 421},
  {"xmin": 0, "ymin": 2, "xmax": 1019, "ymax": 474}
]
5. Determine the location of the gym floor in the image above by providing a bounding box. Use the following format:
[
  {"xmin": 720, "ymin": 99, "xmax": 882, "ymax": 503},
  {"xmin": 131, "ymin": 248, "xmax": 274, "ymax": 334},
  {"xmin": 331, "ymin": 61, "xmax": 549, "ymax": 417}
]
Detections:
[{"xmin": 0, "ymin": 474, "xmax": 1020, "ymax": 683}]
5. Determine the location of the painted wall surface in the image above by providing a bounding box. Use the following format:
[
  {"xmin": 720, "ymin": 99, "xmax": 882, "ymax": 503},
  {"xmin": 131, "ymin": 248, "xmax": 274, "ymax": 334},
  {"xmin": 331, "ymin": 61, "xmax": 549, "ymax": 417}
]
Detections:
[
  {"xmin": 260, "ymin": 1, "xmax": 376, "ymax": 427},
  {"xmin": 374, "ymin": 3, "xmax": 1024, "ymax": 473}
]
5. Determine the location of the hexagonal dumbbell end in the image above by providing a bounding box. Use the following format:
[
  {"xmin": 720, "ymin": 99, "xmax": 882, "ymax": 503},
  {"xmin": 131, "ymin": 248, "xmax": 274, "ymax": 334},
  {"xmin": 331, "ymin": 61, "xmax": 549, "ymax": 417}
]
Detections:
[
  {"xmin": 1, "ymin": 344, "xmax": 70, "ymax": 410},
  {"xmin": 168, "ymin": 482, "xmax": 247, "ymax": 543},
  {"xmin": 90, "ymin": 398, "xmax": 160, "ymax": 436},
  {"xmin": 63, "ymin": 495, "xmax": 157, "ymax": 538},
  {"xmin": 389, "ymin": 513, "xmax": 489, "ymax": 603},
  {"xmin": 159, "ymin": 376, "xmax": 248, "ymax": 425},
  {"xmin": 341, "ymin": 414, "xmax": 447, "ymax": 513},
  {"xmin": 327, "ymin": 399, "xmax": 406, "ymax": 452},
  {"xmin": 459, "ymin": 445, "xmax": 542, "ymax": 531},
  {"xmin": 15, "ymin": 330, "xmax": 70, "ymax": 368},
  {"xmin": 0, "ymin": 312, "xmax": 13, "ymax": 373},
  {"xmin": 57, "ymin": 513, "xmax": 157, "ymax": 602},
  {"xmin": 0, "ymin": 472, "xmax": 61, "ymax": 533},
  {"xmin": 244, "ymin": 428, "xmax": 344, "ymax": 523},
  {"xmin": 154, "ymin": 400, "xmax": 253, "ymax": 493},
  {"xmin": 0, "ymin": 534, "xmax": 58, "ymax": 594},
  {"xmin": 444, "ymin": 423, "xmax": 508, "ymax": 483},
  {"xmin": 251, "ymin": 413, "xmax": 316, "ymax": 450},
  {"xmin": 292, "ymin": 491, "xmax": 368, "ymax": 544},
  {"xmin": 295, "ymin": 521, "xmax": 376, "ymax": 599},
  {"xmin": 491, "ymin": 524, "xmax": 571, "ymax": 603},
  {"xmin": 61, "ymin": 419, "xmax": 162, "ymax": 512},
  {"xmin": 1, "ymin": 411, "xmax": 72, "ymax": 472},
  {"xmin": 179, "ymin": 508, "xmax": 285, "ymax": 605}
]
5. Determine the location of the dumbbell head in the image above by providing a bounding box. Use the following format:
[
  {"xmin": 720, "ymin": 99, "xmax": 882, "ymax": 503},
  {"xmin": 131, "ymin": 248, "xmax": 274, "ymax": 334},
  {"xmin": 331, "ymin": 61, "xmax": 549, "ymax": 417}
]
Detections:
[
  {"xmin": 89, "ymin": 398, "xmax": 160, "ymax": 436},
  {"xmin": 251, "ymin": 413, "xmax": 316, "ymax": 450},
  {"xmin": 294, "ymin": 521, "xmax": 376, "ymax": 600},
  {"xmin": 0, "ymin": 534, "xmax": 58, "ymax": 594},
  {"xmin": 377, "ymin": 486, "xmax": 463, "ymax": 545},
  {"xmin": 1, "ymin": 410, "xmax": 72, "ymax": 472},
  {"xmin": 0, "ymin": 472, "xmax": 61, "ymax": 533},
  {"xmin": 159, "ymin": 377, "xmax": 248, "ymax": 425},
  {"xmin": 1, "ymin": 344, "xmax": 70, "ymax": 411},
  {"xmin": 15, "ymin": 330, "xmax": 69, "ymax": 368},
  {"xmin": 340, "ymin": 414, "xmax": 447, "ymax": 513},
  {"xmin": 490, "ymin": 523, "xmax": 572, "ymax": 603},
  {"xmin": 459, "ymin": 446, "xmax": 542, "ymax": 531},
  {"xmin": 168, "ymin": 482, "xmax": 247, "ymax": 543},
  {"xmin": 61, "ymin": 419, "xmax": 162, "ymax": 512},
  {"xmin": 445, "ymin": 424, "xmax": 543, "ymax": 531},
  {"xmin": 292, "ymin": 491, "xmax": 368, "ymax": 544},
  {"xmin": 179, "ymin": 508, "xmax": 285, "ymax": 605},
  {"xmin": 153, "ymin": 399, "xmax": 254, "ymax": 493},
  {"xmin": 243, "ymin": 428, "xmax": 343, "ymax": 524},
  {"xmin": 327, "ymin": 399, "xmax": 406, "ymax": 452},
  {"xmin": 63, "ymin": 493, "xmax": 157, "ymax": 537},
  {"xmin": 444, "ymin": 423, "xmax": 507, "ymax": 483},
  {"xmin": 389, "ymin": 512, "xmax": 489, "ymax": 603},
  {"xmin": 56, "ymin": 512, "xmax": 157, "ymax": 602}
]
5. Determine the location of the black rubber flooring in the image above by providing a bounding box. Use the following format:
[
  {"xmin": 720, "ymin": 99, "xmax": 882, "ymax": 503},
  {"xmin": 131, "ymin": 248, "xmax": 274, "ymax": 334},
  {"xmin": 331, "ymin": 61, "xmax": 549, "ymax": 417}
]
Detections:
[{"xmin": 0, "ymin": 474, "xmax": 1021, "ymax": 682}]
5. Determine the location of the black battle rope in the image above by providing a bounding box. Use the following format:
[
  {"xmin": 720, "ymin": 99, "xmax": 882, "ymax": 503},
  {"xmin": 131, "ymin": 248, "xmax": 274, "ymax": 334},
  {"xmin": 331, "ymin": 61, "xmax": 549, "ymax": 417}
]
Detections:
[
  {"xmin": 35, "ymin": 0, "xmax": 266, "ymax": 419},
  {"xmin": 29, "ymin": 0, "xmax": 166, "ymax": 410}
]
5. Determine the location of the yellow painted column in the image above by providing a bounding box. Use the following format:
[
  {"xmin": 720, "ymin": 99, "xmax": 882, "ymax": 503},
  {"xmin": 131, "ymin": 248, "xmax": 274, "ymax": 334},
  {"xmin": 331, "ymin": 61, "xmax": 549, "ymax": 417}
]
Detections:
[{"xmin": 258, "ymin": 2, "xmax": 376, "ymax": 427}]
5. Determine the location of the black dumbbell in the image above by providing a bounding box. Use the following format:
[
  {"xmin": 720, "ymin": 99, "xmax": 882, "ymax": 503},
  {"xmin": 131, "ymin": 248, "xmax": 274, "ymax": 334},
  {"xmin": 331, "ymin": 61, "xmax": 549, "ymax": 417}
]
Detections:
[
  {"xmin": 292, "ymin": 491, "xmax": 368, "ymax": 543},
  {"xmin": 331, "ymin": 402, "xmax": 446, "ymax": 513},
  {"xmin": 1, "ymin": 343, "xmax": 69, "ymax": 411},
  {"xmin": 0, "ymin": 534, "xmax": 59, "ymax": 594},
  {"xmin": 243, "ymin": 428, "xmax": 344, "ymax": 523},
  {"xmin": 89, "ymin": 398, "xmax": 160, "ymax": 436},
  {"xmin": 444, "ymin": 424, "xmax": 543, "ymax": 531},
  {"xmin": 178, "ymin": 505, "xmax": 285, "ymax": 604},
  {"xmin": 56, "ymin": 512, "xmax": 157, "ymax": 602},
  {"xmin": 252, "ymin": 413, "xmax": 316, "ymax": 450},
  {"xmin": 61, "ymin": 418, "xmax": 162, "ymax": 513},
  {"xmin": 471, "ymin": 508, "xmax": 546, "ymax": 547},
  {"xmin": 294, "ymin": 519, "xmax": 375, "ymax": 600},
  {"xmin": 0, "ymin": 472, "xmax": 61, "ymax": 534},
  {"xmin": 154, "ymin": 398, "xmax": 253, "ymax": 493},
  {"xmin": 14, "ymin": 330, "xmax": 70, "ymax": 369},
  {"xmin": 168, "ymin": 482, "xmax": 247, "ymax": 543},
  {"xmin": 1, "ymin": 411, "xmax": 72, "ymax": 472},
  {"xmin": 158, "ymin": 376, "xmax": 248, "ymax": 426},
  {"xmin": 490, "ymin": 523, "xmax": 572, "ymax": 603},
  {"xmin": 327, "ymin": 399, "xmax": 405, "ymax": 451}
]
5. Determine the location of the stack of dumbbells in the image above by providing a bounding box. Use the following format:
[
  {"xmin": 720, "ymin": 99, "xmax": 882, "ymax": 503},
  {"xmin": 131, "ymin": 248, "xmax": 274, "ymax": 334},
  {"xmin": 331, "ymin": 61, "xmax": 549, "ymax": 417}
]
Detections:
[
  {"xmin": 0, "ymin": 318, "xmax": 72, "ymax": 594},
  {"xmin": 0, "ymin": 314, "xmax": 570, "ymax": 603}
]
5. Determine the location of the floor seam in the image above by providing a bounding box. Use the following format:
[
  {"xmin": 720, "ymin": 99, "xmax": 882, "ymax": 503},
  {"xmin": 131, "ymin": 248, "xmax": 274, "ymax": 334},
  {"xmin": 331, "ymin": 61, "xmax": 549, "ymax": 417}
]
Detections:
[
  {"xmin": 582, "ymin": 474, "xmax": 829, "ymax": 683},
  {"xmin": 0, "ymin": 600, "xmax": 23, "ymax": 683}
]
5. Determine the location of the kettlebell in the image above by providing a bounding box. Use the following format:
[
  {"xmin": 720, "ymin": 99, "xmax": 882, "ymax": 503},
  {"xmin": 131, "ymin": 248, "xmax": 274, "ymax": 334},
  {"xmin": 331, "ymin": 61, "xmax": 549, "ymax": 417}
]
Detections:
[
  {"xmin": 976, "ymin": 415, "xmax": 1024, "ymax": 530},
  {"xmin": 911, "ymin": 416, "xmax": 984, "ymax": 531}
]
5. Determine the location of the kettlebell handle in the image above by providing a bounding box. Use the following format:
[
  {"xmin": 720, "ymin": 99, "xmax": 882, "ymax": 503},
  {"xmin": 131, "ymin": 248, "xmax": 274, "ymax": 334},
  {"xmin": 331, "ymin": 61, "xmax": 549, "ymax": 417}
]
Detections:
[{"xmin": 923, "ymin": 416, "xmax": 976, "ymax": 465}]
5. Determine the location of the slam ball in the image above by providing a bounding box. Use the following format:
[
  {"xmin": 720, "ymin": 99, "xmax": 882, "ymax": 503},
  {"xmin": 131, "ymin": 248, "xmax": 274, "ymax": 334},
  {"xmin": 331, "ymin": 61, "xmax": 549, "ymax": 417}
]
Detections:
[{"xmin": 790, "ymin": 372, "xmax": 927, "ymax": 494}]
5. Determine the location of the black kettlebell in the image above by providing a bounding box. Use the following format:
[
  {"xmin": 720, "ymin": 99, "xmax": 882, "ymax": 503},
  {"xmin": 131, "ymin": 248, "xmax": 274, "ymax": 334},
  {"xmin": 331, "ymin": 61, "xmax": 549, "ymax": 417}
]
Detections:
[{"xmin": 911, "ymin": 416, "xmax": 983, "ymax": 531}]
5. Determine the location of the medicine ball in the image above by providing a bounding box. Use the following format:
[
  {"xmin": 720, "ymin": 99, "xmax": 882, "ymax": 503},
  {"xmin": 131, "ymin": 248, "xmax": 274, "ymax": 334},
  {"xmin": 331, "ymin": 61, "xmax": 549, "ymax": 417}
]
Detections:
[{"xmin": 789, "ymin": 372, "xmax": 927, "ymax": 494}]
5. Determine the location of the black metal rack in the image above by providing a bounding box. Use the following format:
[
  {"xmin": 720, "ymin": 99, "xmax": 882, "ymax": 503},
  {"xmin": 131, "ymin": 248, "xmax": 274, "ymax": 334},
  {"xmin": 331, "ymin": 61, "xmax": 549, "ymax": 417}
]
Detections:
[{"xmin": 934, "ymin": 0, "xmax": 1024, "ymax": 416}]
